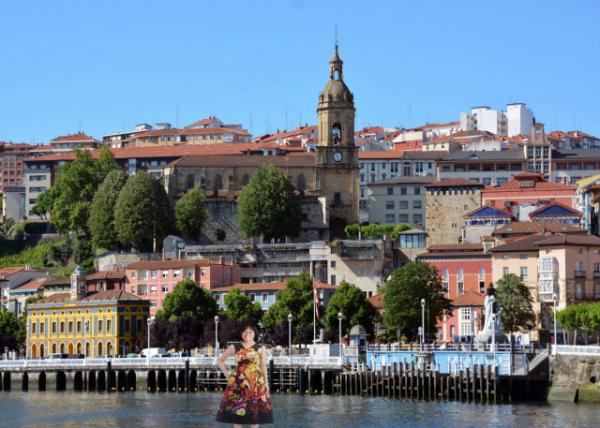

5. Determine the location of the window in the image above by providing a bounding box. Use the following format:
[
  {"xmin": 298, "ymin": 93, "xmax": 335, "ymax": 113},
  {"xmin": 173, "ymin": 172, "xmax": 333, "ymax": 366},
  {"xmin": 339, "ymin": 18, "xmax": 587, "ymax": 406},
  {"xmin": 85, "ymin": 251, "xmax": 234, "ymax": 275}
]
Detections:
[
  {"xmin": 330, "ymin": 260, "xmax": 336, "ymax": 269},
  {"xmin": 520, "ymin": 266, "xmax": 528, "ymax": 280},
  {"xmin": 124, "ymin": 319, "xmax": 130, "ymax": 332},
  {"xmin": 150, "ymin": 286, "xmax": 158, "ymax": 293},
  {"xmin": 596, "ymin": 284, "xmax": 600, "ymax": 299},
  {"xmin": 99, "ymin": 320, "xmax": 103, "ymax": 332},
  {"xmin": 398, "ymin": 214, "xmax": 409, "ymax": 222},
  {"xmin": 52, "ymin": 322, "xmax": 56, "ymax": 334},
  {"xmin": 479, "ymin": 267, "xmax": 486, "ymax": 293},
  {"xmin": 131, "ymin": 271, "xmax": 137, "ymax": 280},
  {"xmin": 40, "ymin": 323, "xmax": 44, "ymax": 333},
  {"xmin": 400, "ymin": 187, "xmax": 407, "ymax": 195},
  {"xmin": 399, "ymin": 234, "xmax": 425, "ymax": 248},
  {"xmin": 262, "ymin": 293, "xmax": 268, "ymax": 303},
  {"xmin": 413, "ymin": 200, "xmax": 422, "ymax": 209},
  {"xmin": 201, "ymin": 268, "xmax": 205, "ymax": 277},
  {"xmin": 460, "ymin": 308, "xmax": 472, "ymax": 336},
  {"xmin": 519, "ymin": 254, "xmax": 527, "ymax": 260},
  {"xmin": 297, "ymin": 174, "xmax": 306, "ymax": 191},
  {"xmin": 414, "ymin": 187, "xmax": 421, "ymax": 195},
  {"xmin": 387, "ymin": 187, "xmax": 394, "ymax": 195},
  {"xmin": 249, "ymin": 293, "xmax": 256, "ymax": 302},
  {"xmin": 68, "ymin": 322, "xmax": 73, "ymax": 333},
  {"xmin": 385, "ymin": 214, "xmax": 395, "ymax": 223},
  {"xmin": 107, "ymin": 320, "xmax": 112, "ymax": 333},
  {"xmin": 442, "ymin": 267, "xmax": 449, "ymax": 291},
  {"xmin": 386, "ymin": 201, "xmax": 395, "ymax": 209},
  {"xmin": 162, "ymin": 285, "xmax": 169, "ymax": 293},
  {"xmin": 161, "ymin": 270, "xmax": 169, "ymax": 278},
  {"xmin": 186, "ymin": 269, "xmax": 194, "ymax": 278},
  {"xmin": 334, "ymin": 192, "xmax": 341, "ymax": 205},
  {"xmin": 151, "ymin": 271, "xmax": 157, "ymax": 279},
  {"xmin": 412, "ymin": 214, "xmax": 423, "ymax": 225},
  {"xmin": 330, "ymin": 275, "xmax": 337, "ymax": 285},
  {"xmin": 32, "ymin": 323, "xmax": 37, "ymax": 334},
  {"xmin": 370, "ymin": 174, "xmax": 376, "ymax": 182},
  {"xmin": 415, "ymin": 162, "xmax": 424, "ymax": 174},
  {"xmin": 370, "ymin": 163, "xmax": 376, "ymax": 172},
  {"xmin": 594, "ymin": 263, "xmax": 600, "ymax": 273},
  {"xmin": 173, "ymin": 270, "xmax": 181, "ymax": 278},
  {"xmin": 398, "ymin": 201, "xmax": 408, "ymax": 209},
  {"xmin": 503, "ymin": 266, "xmax": 509, "ymax": 276},
  {"xmin": 360, "ymin": 174, "xmax": 365, "ymax": 183},
  {"xmin": 60, "ymin": 322, "xmax": 65, "ymax": 333},
  {"xmin": 457, "ymin": 267, "xmax": 464, "ymax": 294}
]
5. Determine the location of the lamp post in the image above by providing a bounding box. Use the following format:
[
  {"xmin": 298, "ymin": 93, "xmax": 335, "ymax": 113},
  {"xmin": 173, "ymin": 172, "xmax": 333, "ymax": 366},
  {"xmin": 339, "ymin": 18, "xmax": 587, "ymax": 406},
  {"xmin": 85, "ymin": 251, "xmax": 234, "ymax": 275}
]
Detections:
[
  {"xmin": 552, "ymin": 293, "xmax": 558, "ymax": 355},
  {"xmin": 338, "ymin": 312, "xmax": 343, "ymax": 362},
  {"xmin": 287, "ymin": 314, "xmax": 292, "ymax": 355},
  {"xmin": 147, "ymin": 316, "xmax": 154, "ymax": 364},
  {"xmin": 83, "ymin": 318, "xmax": 88, "ymax": 358},
  {"xmin": 420, "ymin": 298, "xmax": 426, "ymax": 350},
  {"xmin": 214, "ymin": 315, "xmax": 220, "ymax": 356},
  {"xmin": 25, "ymin": 321, "xmax": 29, "ymax": 360}
]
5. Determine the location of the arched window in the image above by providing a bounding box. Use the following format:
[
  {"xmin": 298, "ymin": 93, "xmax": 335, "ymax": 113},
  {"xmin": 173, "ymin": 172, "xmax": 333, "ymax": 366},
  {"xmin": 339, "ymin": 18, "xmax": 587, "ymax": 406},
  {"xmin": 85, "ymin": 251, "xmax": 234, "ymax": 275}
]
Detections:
[
  {"xmin": 332, "ymin": 123, "xmax": 342, "ymax": 145},
  {"xmin": 107, "ymin": 342, "xmax": 113, "ymax": 356},
  {"xmin": 52, "ymin": 343, "xmax": 57, "ymax": 354},
  {"xmin": 241, "ymin": 174, "xmax": 250, "ymax": 187},
  {"xmin": 60, "ymin": 343, "xmax": 65, "ymax": 353},
  {"xmin": 98, "ymin": 342, "xmax": 103, "ymax": 357},
  {"xmin": 40, "ymin": 344, "xmax": 45, "ymax": 359},
  {"xmin": 213, "ymin": 174, "xmax": 223, "ymax": 192},
  {"xmin": 186, "ymin": 174, "xmax": 195, "ymax": 190},
  {"xmin": 297, "ymin": 174, "xmax": 306, "ymax": 191}
]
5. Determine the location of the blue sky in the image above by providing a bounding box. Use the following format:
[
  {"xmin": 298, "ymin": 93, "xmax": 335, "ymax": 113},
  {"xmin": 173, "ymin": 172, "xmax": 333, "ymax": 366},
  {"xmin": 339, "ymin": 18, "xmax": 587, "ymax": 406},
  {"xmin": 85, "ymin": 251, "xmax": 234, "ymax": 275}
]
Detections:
[{"xmin": 1, "ymin": 0, "xmax": 599, "ymax": 143}]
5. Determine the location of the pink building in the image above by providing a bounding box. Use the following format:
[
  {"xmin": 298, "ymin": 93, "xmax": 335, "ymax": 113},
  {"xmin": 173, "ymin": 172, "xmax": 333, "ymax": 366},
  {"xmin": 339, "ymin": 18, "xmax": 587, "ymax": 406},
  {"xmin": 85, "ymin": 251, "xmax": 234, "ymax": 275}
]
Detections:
[{"xmin": 125, "ymin": 259, "xmax": 240, "ymax": 315}]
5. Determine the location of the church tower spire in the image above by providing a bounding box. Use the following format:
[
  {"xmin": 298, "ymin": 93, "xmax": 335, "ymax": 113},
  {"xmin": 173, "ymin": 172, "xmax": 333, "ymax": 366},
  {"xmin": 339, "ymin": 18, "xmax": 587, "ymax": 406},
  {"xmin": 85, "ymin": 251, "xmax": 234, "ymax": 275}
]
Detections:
[{"xmin": 316, "ymin": 44, "xmax": 359, "ymax": 238}]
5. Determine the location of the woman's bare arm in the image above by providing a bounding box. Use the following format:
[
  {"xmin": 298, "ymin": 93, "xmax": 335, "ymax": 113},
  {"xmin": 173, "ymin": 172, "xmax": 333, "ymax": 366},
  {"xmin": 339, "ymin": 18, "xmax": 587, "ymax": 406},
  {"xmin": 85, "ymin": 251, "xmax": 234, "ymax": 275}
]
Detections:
[
  {"xmin": 259, "ymin": 347, "xmax": 270, "ymax": 392},
  {"xmin": 216, "ymin": 344, "xmax": 235, "ymax": 377}
]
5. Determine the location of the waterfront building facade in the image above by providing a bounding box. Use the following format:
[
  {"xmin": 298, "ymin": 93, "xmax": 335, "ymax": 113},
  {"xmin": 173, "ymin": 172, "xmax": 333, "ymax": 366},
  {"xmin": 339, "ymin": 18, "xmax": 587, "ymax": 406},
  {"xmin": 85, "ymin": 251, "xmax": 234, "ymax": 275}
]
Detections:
[{"xmin": 26, "ymin": 267, "xmax": 150, "ymax": 358}]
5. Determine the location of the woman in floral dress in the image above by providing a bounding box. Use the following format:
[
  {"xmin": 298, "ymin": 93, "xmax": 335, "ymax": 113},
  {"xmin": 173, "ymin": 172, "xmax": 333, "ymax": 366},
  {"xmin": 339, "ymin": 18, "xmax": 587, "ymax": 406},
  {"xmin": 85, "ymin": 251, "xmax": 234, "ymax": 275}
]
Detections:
[{"xmin": 216, "ymin": 323, "xmax": 273, "ymax": 427}]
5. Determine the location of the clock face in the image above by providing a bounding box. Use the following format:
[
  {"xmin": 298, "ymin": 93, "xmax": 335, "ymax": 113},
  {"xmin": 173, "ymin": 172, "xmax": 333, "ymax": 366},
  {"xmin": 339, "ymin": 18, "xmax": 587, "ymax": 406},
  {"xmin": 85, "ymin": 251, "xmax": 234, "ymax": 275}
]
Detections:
[{"xmin": 333, "ymin": 151, "xmax": 342, "ymax": 162}]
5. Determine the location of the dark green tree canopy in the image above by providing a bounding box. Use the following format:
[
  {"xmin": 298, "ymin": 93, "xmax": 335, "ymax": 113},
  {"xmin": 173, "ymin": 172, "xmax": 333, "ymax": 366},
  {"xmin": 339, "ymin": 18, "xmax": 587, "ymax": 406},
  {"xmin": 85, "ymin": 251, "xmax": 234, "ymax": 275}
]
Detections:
[
  {"xmin": 0, "ymin": 309, "xmax": 25, "ymax": 351},
  {"xmin": 495, "ymin": 273, "xmax": 535, "ymax": 337},
  {"xmin": 114, "ymin": 172, "xmax": 174, "ymax": 251},
  {"xmin": 262, "ymin": 272, "xmax": 315, "ymax": 341},
  {"xmin": 224, "ymin": 288, "xmax": 263, "ymax": 324},
  {"xmin": 47, "ymin": 148, "xmax": 117, "ymax": 234},
  {"xmin": 156, "ymin": 278, "xmax": 218, "ymax": 322},
  {"xmin": 237, "ymin": 164, "xmax": 302, "ymax": 240},
  {"xmin": 324, "ymin": 281, "xmax": 376, "ymax": 335},
  {"xmin": 175, "ymin": 186, "xmax": 207, "ymax": 242},
  {"xmin": 88, "ymin": 169, "xmax": 128, "ymax": 249},
  {"xmin": 383, "ymin": 262, "xmax": 451, "ymax": 341}
]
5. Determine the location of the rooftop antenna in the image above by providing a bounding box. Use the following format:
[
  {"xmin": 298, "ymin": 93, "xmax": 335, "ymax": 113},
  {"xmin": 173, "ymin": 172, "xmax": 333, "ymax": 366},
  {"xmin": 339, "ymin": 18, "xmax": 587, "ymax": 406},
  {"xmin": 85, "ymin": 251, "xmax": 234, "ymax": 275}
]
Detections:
[
  {"xmin": 249, "ymin": 114, "xmax": 253, "ymax": 136},
  {"xmin": 299, "ymin": 112, "xmax": 302, "ymax": 127},
  {"xmin": 176, "ymin": 105, "xmax": 179, "ymax": 128},
  {"xmin": 334, "ymin": 23, "xmax": 338, "ymax": 47},
  {"xmin": 285, "ymin": 106, "xmax": 288, "ymax": 131},
  {"xmin": 78, "ymin": 120, "xmax": 82, "ymax": 132}
]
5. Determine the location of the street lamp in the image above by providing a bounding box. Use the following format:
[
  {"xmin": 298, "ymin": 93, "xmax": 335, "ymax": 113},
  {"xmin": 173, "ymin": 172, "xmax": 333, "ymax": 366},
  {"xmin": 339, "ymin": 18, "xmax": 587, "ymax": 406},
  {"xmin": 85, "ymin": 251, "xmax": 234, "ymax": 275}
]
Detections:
[
  {"xmin": 147, "ymin": 316, "xmax": 154, "ymax": 363},
  {"xmin": 287, "ymin": 314, "xmax": 292, "ymax": 355},
  {"xmin": 338, "ymin": 312, "xmax": 343, "ymax": 362},
  {"xmin": 420, "ymin": 298, "xmax": 426, "ymax": 350},
  {"xmin": 83, "ymin": 318, "xmax": 89, "ymax": 358},
  {"xmin": 214, "ymin": 315, "xmax": 220, "ymax": 355},
  {"xmin": 25, "ymin": 321, "xmax": 29, "ymax": 360},
  {"xmin": 552, "ymin": 293, "xmax": 558, "ymax": 355}
]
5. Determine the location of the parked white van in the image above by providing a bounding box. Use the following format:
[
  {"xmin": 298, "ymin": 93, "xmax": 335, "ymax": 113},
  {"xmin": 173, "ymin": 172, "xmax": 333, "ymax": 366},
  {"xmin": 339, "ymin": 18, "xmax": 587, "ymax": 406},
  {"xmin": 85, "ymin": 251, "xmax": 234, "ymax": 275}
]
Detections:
[{"xmin": 140, "ymin": 347, "xmax": 168, "ymax": 358}]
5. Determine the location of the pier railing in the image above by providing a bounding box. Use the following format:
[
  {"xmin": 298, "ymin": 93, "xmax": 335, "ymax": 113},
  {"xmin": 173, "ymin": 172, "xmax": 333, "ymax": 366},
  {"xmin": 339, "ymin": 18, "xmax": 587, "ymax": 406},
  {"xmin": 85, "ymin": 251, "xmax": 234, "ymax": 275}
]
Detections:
[
  {"xmin": 367, "ymin": 343, "xmax": 530, "ymax": 353},
  {"xmin": 551, "ymin": 345, "xmax": 600, "ymax": 356}
]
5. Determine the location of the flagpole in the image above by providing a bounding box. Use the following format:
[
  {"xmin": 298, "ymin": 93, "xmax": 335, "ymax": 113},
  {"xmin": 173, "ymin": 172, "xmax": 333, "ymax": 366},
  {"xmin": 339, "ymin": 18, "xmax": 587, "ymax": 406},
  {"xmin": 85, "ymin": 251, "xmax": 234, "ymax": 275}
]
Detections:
[{"xmin": 313, "ymin": 290, "xmax": 316, "ymax": 343}]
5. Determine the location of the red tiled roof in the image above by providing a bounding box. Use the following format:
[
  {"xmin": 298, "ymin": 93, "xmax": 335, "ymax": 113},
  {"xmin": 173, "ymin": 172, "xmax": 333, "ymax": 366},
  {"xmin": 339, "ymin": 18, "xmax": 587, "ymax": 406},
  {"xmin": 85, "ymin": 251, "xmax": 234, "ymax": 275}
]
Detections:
[
  {"xmin": 425, "ymin": 178, "xmax": 483, "ymax": 188},
  {"xmin": 254, "ymin": 126, "xmax": 317, "ymax": 144},
  {"xmin": 85, "ymin": 270, "xmax": 127, "ymax": 281},
  {"xmin": 483, "ymin": 175, "xmax": 575, "ymax": 193},
  {"xmin": 427, "ymin": 244, "xmax": 484, "ymax": 251},
  {"xmin": 452, "ymin": 292, "xmax": 485, "ymax": 307},
  {"xmin": 185, "ymin": 117, "xmax": 222, "ymax": 128},
  {"xmin": 51, "ymin": 132, "xmax": 96, "ymax": 142},
  {"xmin": 490, "ymin": 234, "xmax": 550, "ymax": 252},
  {"xmin": 37, "ymin": 289, "xmax": 145, "ymax": 304},
  {"xmin": 415, "ymin": 121, "xmax": 461, "ymax": 130},
  {"xmin": 492, "ymin": 221, "xmax": 585, "ymax": 236},
  {"xmin": 13, "ymin": 277, "xmax": 48, "ymax": 291},
  {"xmin": 367, "ymin": 293, "xmax": 384, "ymax": 309},
  {"xmin": 536, "ymin": 233, "xmax": 600, "ymax": 247}
]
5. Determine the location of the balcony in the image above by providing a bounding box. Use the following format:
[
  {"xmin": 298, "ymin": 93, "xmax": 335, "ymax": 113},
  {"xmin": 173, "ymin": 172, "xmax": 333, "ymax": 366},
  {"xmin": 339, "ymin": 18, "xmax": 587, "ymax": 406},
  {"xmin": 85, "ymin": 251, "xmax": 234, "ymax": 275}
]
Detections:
[
  {"xmin": 575, "ymin": 270, "xmax": 586, "ymax": 278},
  {"xmin": 593, "ymin": 271, "xmax": 600, "ymax": 279}
]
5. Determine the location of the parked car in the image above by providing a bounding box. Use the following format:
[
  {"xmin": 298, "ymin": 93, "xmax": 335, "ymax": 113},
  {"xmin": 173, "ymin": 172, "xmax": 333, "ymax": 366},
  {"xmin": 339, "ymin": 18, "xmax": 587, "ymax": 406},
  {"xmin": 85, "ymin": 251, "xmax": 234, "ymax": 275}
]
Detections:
[
  {"xmin": 47, "ymin": 353, "xmax": 69, "ymax": 359},
  {"xmin": 70, "ymin": 353, "xmax": 85, "ymax": 359},
  {"xmin": 140, "ymin": 347, "xmax": 168, "ymax": 358},
  {"xmin": 126, "ymin": 353, "xmax": 140, "ymax": 358},
  {"xmin": 167, "ymin": 351, "xmax": 188, "ymax": 358}
]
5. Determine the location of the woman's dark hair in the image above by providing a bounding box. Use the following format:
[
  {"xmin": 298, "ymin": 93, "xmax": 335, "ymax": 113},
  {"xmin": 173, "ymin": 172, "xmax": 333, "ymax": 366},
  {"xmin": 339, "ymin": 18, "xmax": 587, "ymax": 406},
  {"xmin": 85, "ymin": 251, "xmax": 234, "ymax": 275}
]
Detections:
[{"xmin": 240, "ymin": 321, "xmax": 259, "ymax": 339}]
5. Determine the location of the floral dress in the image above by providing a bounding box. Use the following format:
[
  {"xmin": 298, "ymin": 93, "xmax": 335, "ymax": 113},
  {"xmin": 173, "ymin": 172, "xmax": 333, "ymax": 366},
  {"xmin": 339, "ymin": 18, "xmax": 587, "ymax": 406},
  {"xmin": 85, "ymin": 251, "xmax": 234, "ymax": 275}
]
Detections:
[{"xmin": 216, "ymin": 342, "xmax": 273, "ymax": 425}]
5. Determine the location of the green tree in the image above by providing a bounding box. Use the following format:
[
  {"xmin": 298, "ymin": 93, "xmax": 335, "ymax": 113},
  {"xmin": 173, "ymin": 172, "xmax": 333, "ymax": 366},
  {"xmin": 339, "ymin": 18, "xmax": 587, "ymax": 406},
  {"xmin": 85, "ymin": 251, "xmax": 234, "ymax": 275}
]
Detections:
[
  {"xmin": 48, "ymin": 148, "xmax": 117, "ymax": 234},
  {"xmin": 0, "ymin": 217, "xmax": 15, "ymax": 241},
  {"xmin": 175, "ymin": 187, "xmax": 207, "ymax": 241},
  {"xmin": 156, "ymin": 278, "xmax": 218, "ymax": 322},
  {"xmin": 31, "ymin": 188, "xmax": 55, "ymax": 220},
  {"xmin": 495, "ymin": 273, "xmax": 535, "ymax": 343},
  {"xmin": 88, "ymin": 169, "xmax": 128, "ymax": 249},
  {"xmin": 114, "ymin": 172, "xmax": 174, "ymax": 252},
  {"xmin": 237, "ymin": 164, "xmax": 302, "ymax": 240},
  {"xmin": 324, "ymin": 281, "xmax": 376, "ymax": 335},
  {"xmin": 383, "ymin": 262, "xmax": 451, "ymax": 341},
  {"xmin": 0, "ymin": 309, "xmax": 25, "ymax": 350},
  {"xmin": 556, "ymin": 304, "xmax": 581, "ymax": 345},
  {"xmin": 262, "ymin": 272, "xmax": 315, "ymax": 341},
  {"xmin": 224, "ymin": 288, "xmax": 263, "ymax": 323}
]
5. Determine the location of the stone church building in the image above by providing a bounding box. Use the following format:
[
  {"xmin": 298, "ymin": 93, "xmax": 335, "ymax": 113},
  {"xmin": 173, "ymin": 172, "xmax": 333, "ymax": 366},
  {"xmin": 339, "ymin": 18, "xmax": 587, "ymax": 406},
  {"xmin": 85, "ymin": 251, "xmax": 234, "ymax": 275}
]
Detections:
[{"xmin": 163, "ymin": 46, "xmax": 359, "ymax": 243}]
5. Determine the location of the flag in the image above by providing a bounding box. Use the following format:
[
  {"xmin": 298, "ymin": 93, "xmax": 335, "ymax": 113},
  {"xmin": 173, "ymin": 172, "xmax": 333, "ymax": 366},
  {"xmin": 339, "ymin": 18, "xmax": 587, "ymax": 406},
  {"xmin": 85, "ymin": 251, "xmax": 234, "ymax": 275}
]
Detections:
[{"xmin": 313, "ymin": 287, "xmax": 320, "ymax": 320}]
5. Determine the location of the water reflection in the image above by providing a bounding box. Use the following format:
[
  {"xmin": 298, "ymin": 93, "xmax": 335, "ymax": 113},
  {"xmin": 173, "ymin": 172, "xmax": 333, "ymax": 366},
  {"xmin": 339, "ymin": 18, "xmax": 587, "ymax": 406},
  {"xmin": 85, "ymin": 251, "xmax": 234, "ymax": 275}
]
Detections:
[{"xmin": 0, "ymin": 391, "xmax": 598, "ymax": 428}]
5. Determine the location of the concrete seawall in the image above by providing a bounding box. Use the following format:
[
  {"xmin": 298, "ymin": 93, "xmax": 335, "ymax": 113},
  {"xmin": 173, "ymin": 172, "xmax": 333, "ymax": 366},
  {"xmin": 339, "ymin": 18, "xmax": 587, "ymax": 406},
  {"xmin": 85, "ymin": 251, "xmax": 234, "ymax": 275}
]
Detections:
[{"xmin": 549, "ymin": 355, "xmax": 600, "ymax": 402}]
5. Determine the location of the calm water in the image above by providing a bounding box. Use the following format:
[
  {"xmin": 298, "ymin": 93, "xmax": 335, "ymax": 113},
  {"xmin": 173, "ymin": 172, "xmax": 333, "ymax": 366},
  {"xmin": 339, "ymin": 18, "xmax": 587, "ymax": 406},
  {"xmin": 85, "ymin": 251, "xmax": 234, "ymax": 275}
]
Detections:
[{"xmin": 0, "ymin": 391, "xmax": 598, "ymax": 428}]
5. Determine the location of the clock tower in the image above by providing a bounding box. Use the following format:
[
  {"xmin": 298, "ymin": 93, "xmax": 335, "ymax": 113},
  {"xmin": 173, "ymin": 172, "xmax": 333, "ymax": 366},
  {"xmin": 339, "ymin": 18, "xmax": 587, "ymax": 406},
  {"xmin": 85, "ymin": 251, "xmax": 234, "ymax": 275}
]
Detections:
[{"xmin": 316, "ymin": 45, "xmax": 359, "ymax": 238}]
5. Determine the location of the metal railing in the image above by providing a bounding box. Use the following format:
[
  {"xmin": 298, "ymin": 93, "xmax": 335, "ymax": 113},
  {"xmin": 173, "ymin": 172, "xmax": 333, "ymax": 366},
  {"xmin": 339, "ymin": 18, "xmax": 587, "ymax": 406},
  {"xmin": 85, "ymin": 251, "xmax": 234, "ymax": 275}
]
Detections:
[
  {"xmin": 367, "ymin": 343, "xmax": 528, "ymax": 353},
  {"xmin": 551, "ymin": 345, "xmax": 600, "ymax": 356},
  {"xmin": 575, "ymin": 270, "xmax": 586, "ymax": 278}
]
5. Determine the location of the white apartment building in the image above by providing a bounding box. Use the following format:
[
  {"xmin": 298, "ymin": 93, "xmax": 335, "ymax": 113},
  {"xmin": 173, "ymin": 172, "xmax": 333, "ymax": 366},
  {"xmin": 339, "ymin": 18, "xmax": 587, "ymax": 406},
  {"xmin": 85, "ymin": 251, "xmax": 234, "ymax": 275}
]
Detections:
[{"xmin": 460, "ymin": 103, "xmax": 534, "ymax": 137}]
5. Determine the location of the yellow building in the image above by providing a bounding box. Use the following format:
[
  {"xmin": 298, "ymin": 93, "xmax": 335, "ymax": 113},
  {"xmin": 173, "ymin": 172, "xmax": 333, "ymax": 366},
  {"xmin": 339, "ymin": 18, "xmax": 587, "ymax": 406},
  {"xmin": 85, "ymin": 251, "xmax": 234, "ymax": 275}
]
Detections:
[{"xmin": 26, "ymin": 267, "xmax": 150, "ymax": 359}]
